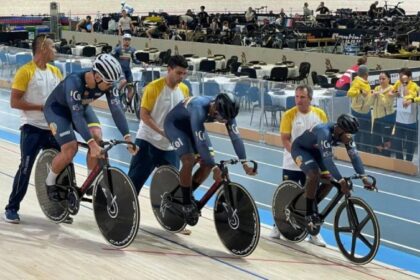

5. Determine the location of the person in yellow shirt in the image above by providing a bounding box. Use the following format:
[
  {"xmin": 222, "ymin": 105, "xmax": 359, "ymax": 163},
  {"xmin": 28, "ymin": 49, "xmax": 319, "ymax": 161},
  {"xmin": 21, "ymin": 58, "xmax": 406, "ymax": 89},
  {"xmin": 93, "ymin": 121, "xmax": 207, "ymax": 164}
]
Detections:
[
  {"xmin": 370, "ymin": 72, "xmax": 397, "ymax": 156},
  {"xmin": 392, "ymin": 68, "xmax": 419, "ymax": 161},
  {"xmin": 346, "ymin": 65, "xmax": 372, "ymax": 153}
]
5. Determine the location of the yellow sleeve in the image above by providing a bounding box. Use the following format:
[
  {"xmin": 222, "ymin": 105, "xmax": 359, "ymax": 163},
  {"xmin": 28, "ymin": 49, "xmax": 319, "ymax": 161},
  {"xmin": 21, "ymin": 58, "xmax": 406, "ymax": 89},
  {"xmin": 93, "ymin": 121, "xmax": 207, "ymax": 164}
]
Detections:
[
  {"xmin": 11, "ymin": 65, "xmax": 31, "ymax": 92},
  {"xmin": 280, "ymin": 108, "xmax": 294, "ymax": 134},
  {"xmin": 403, "ymin": 83, "xmax": 418, "ymax": 100},
  {"xmin": 140, "ymin": 82, "xmax": 159, "ymax": 111},
  {"xmin": 48, "ymin": 64, "xmax": 63, "ymax": 80},
  {"xmin": 392, "ymin": 80, "xmax": 401, "ymax": 92},
  {"xmin": 179, "ymin": 82, "xmax": 190, "ymax": 98},
  {"xmin": 347, "ymin": 79, "xmax": 361, "ymax": 97}
]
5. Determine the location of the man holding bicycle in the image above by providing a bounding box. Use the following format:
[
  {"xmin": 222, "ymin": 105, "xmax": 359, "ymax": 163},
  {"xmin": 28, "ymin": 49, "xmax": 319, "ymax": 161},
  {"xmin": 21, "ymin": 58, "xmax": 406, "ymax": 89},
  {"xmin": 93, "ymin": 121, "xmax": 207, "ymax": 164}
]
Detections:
[
  {"xmin": 291, "ymin": 114, "xmax": 371, "ymax": 234},
  {"xmin": 128, "ymin": 55, "xmax": 189, "ymax": 193},
  {"xmin": 44, "ymin": 54, "xmax": 137, "ymax": 200},
  {"xmin": 164, "ymin": 93, "xmax": 257, "ymax": 225}
]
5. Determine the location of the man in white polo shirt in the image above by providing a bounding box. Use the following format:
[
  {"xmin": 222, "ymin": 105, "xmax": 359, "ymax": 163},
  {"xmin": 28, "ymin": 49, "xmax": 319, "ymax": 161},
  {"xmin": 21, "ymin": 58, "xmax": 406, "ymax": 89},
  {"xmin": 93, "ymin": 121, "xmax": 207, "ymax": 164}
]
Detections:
[
  {"xmin": 4, "ymin": 35, "xmax": 64, "ymax": 223},
  {"xmin": 270, "ymin": 85, "xmax": 328, "ymax": 247},
  {"xmin": 128, "ymin": 55, "xmax": 189, "ymax": 194}
]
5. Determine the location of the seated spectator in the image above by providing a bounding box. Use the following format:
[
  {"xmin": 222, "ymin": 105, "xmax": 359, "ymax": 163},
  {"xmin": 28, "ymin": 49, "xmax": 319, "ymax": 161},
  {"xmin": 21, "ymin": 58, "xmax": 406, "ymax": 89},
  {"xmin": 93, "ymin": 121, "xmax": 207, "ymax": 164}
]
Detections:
[
  {"xmin": 303, "ymin": 3, "xmax": 313, "ymax": 19},
  {"xmin": 76, "ymin": 16, "xmax": 93, "ymax": 32},
  {"xmin": 146, "ymin": 21, "xmax": 170, "ymax": 39}
]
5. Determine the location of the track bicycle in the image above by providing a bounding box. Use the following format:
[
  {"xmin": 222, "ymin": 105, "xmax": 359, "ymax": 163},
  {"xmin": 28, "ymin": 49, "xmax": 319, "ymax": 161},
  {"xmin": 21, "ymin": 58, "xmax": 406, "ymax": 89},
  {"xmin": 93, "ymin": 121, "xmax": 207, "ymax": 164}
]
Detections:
[
  {"xmin": 272, "ymin": 174, "xmax": 380, "ymax": 264},
  {"xmin": 119, "ymin": 81, "xmax": 142, "ymax": 120},
  {"xmin": 150, "ymin": 159, "xmax": 260, "ymax": 257},
  {"xmin": 34, "ymin": 140, "xmax": 140, "ymax": 248}
]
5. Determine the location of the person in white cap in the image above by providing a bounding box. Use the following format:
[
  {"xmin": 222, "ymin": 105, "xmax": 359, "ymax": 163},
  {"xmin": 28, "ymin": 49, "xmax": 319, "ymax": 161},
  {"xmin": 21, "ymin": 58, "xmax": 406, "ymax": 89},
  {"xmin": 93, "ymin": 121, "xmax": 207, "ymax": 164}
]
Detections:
[{"xmin": 112, "ymin": 33, "xmax": 141, "ymax": 104}]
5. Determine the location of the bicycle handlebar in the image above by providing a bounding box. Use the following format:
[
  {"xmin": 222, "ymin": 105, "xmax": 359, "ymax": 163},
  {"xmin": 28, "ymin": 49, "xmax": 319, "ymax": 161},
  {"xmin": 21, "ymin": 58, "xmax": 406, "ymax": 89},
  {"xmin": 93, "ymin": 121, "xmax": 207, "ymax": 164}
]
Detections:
[
  {"xmin": 78, "ymin": 140, "xmax": 136, "ymax": 154},
  {"xmin": 218, "ymin": 159, "xmax": 258, "ymax": 173},
  {"xmin": 329, "ymin": 174, "xmax": 378, "ymax": 192}
]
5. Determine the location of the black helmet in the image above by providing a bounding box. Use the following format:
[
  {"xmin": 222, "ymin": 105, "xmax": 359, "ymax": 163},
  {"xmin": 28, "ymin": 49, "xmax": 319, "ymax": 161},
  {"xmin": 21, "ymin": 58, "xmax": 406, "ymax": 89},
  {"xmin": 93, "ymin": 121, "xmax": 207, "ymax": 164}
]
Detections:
[
  {"xmin": 214, "ymin": 93, "xmax": 239, "ymax": 120},
  {"xmin": 337, "ymin": 114, "xmax": 359, "ymax": 134}
]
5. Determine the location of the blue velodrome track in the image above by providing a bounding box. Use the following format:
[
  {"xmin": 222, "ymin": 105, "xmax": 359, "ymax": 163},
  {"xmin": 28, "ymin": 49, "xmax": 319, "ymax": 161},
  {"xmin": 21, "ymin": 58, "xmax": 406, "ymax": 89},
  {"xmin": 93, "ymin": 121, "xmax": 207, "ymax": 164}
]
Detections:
[{"xmin": 0, "ymin": 89, "xmax": 419, "ymax": 274}]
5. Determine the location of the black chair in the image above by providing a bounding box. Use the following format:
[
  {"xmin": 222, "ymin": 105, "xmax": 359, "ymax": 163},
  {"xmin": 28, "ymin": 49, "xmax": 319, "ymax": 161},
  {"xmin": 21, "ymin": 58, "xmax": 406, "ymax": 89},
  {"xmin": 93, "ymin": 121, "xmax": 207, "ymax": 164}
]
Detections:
[
  {"xmin": 233, "ymin": 80, "xmax": 251, "ymax": 108},
  {"xmin": 221, "ymin": 55, "xmax": 238, "ymax": 73},
  {"xmin": 202, "ymin": 81, "xmax": 220, "ymax": 97},
  {"xmin": 135, "ymin": 52, "xmax": 150, "ymax": 64},
  {"xmin": 265, "ymin": 67, "xmax": 288, "ymax": 82},
  {"xmin": 199, "ymin": 59, "xmax": 216, "ymax": 73},
  {"xmin": 239, "ymin": 67, "xmax": 257, "ymax": 79},
  {"xmin": 82, "ymin": 46, "xmax": 96, "ymax": 57},
  {"xmin": 141, "ymin": 71, "xmax": 160, "ymax": 86},
  {"xmin": 311, "ymin": 71, "xmax": 319, "ymax": 85},
  {"xmin": 101, "ymin": 45, "xmax": 113, "ymax": 54},
  {"xmin": 290, "ymin": 62, "xmax": 311, "ymax": 84},
  {"xmin": 183, "ymin": 54, "xmax": 194, "ymax": 58},
  {"xmin": 230, "ymin": 61, "xmax": 242, "ymax": 74},
  {"xmin": 249, "ymin": 87, "xmax": 285, "ymax": 128},
  {"xmin": 317, "ymin": 75, "xmax": 333, "ymax": 88}
]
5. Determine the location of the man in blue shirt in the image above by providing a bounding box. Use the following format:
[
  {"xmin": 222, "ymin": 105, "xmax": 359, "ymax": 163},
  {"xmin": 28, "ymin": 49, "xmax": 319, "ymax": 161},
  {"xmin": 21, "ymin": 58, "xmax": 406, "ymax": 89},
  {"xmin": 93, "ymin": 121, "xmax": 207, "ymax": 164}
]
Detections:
[
  {"xmin": 164, "ymin": 93, "xmax": 256, "ymax": 225},
  {"xmin": 112, "ymin": 33, "xmax": 141, "ymax": 103}
]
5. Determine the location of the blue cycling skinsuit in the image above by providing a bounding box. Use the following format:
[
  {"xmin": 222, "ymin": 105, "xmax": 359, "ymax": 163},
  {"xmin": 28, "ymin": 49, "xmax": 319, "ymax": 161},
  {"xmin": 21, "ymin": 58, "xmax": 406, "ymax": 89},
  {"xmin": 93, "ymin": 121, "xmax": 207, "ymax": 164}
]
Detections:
[
  {"xmin": 291, "ymin": 123, "xmax": 365, "ymax": 180},
  {"xmin": 112, "ymin": 46, "xmax": 140, "ymax": 83},
  {"xmin": 164, "ymin": 96, "xmax": 246, "ymax": 165},
  {"xmin": 44, "ymin": 72, "xmax": 130, "ymax": 145}
]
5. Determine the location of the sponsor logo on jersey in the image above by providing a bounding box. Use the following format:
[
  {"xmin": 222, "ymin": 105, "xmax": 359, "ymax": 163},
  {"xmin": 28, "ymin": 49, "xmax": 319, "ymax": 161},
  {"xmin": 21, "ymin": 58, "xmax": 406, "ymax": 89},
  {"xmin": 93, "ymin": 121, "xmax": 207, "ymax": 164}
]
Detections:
[
  {"xmin": 295, "ymin": 155, "xmax": 303, "ymax": 167},
  {"xmin": 172, "ymin": 138, "xmax": 184, "ymax": 149},
  {"xmin": 70, "ymin": 90, "xmax": 81, "ymax": 101},
  {"xmin": 49, "ymin": 122, "xmax": 57, "ymax": 136},
  {"xmin": 230, "ymin": 124, "xmax": 240, "ymax": 135},
  {"xmin": 321, "ymin": 140, "xmax": 331, "ymax": 149},
  {"xmin": 195, "ymin": 130, "xmax": 206, "ymax": 141}
]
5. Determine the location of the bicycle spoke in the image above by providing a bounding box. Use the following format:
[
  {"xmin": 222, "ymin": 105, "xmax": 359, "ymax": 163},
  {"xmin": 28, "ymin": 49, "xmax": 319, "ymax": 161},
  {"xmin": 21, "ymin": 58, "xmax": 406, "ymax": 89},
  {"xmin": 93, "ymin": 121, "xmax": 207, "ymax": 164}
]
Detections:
[
  {"xmin": 351, "ymin": 233, "xmax": 357, "ymax": 257},
  {"xmin": 358, "ymin": 232, "xmax": 373, "ymax": 249},
  {"xmin": 346, "ymin": 200, "xmax": 359, "ymax": 229},
  {"xmin": 336, "ymin": 226, "xmax": 352, "ymax": 233},
  {"xmin": 357, "ymin": 215, "xmax": 371, "ymax": 231}
]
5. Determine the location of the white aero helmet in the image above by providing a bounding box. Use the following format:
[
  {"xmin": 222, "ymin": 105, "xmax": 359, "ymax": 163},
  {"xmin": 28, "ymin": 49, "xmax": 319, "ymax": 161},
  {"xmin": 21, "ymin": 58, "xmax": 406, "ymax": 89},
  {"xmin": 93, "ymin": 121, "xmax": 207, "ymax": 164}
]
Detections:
[{"xmin": 92, "ymin": 53, "xmax": 122, "ymax": 83}]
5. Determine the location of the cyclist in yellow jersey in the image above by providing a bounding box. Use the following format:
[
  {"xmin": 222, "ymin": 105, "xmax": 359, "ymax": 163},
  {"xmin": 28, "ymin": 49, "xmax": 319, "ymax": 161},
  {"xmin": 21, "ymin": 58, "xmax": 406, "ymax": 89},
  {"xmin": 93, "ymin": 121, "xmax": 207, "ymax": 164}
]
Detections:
[{"xmin": 270, "ymin": 85, "xmax": 328, "ymax": 246}]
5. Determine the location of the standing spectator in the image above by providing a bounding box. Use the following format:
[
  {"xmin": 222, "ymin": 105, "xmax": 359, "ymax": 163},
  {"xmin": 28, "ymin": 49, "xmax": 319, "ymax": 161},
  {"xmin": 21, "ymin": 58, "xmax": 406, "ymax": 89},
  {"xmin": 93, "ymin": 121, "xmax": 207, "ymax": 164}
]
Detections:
[
  {"xmin": 336, "ymin": 56, "xmax": 367, "ymax": 91},
  {"xmin": 4, "ymin": 35, "xmax": 65, "ymax": 223},
  {"xmin": 316, "ymin": 2, "xmax": 330, "ymax": 14},
  {"xmin": 245, "ymin": 7, "xmax": 256, "ymax": 23},
  {"xmin": 197, "ymin": 5, "xmax": 210, "ymax": 27},
  {"xmin": 276, "ymin": 8, "xmax": 287, "ymax": 27},
  {"xmin": 270, "ymin": 85, "xmax": 328, "ymax": 247},
  {"xmin": 76, "ymin": 15, "xmax": 93, "ymax": 32},
  {"xmin": 303, "ymin": 3, "xmax": 313, "ymax": 19},
  {"xmin": 368, "ymin": 1, "xmax": 379, "ymax": 19},
  {"xmin": 118, "ymin": 9, "xmax": 135, "ymax": 35},
  {"xmin": 112, "ymin": 33, "xmax": 141, "ymax": 105},
  {"xmin": 370, "ymin": 72, "xmax": 396, "ymax": 156},
  {"xmin": 346, "ymin": 65, "xmax": 372, "ymax": 153},
  {"xmin": 392, "ymin": 68, "xmax": 419, "ymax": 161}
]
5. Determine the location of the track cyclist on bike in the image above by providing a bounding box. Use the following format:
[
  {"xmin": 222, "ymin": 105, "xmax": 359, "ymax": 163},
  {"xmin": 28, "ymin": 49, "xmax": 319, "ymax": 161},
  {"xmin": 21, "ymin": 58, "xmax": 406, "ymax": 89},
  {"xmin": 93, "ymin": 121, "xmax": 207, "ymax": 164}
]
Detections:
[
  {"xmin": 163, "ymin": 93, "xmax": 257, "ymax": 225},
  {"xmin": 44, "ymin": 53, "xmax": 137, "ymax": 200},
  {"xmin": 291, "ymin": 113, "xmax": 372, "ymax": 234}
]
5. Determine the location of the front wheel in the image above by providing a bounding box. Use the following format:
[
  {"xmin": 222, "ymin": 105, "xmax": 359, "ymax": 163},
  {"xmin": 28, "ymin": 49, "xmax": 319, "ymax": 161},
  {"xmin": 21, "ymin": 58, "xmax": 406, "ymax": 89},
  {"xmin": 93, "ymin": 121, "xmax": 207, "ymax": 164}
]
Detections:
[
  {"xmin": 133, "ymin": 86, "xmax": 141, "ymax": 120},
  {"xmin": 334, "ymin": 196, "xmax": 380, "ymax": 264},
  {"xmin": 214, "ymin": 182, "xmax": 260, "ymax": 257},
  {"xmin": 93, "ymin": 167, "xmax": 140, "ymax": 248}
]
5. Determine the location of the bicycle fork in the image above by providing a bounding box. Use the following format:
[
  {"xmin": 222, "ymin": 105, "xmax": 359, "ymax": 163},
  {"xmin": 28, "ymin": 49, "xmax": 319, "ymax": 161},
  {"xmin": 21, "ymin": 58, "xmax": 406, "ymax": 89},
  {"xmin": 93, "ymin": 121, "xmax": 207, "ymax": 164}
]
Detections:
[
  {"xmin": 221, "ymin": 183, "xmax": 240, "ymax": 230},
  {"xmin": 99, "ymin": 167, "xmax": 119, "ymax": 218}
]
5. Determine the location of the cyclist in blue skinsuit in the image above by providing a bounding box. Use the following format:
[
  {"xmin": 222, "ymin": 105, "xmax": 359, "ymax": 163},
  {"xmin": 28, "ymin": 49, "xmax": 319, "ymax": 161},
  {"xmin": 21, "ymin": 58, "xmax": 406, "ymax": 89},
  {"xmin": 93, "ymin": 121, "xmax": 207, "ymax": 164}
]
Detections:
[
  {"xmin": 112, "ymin": 33, "xmax": 141, "ymax": 103},
  {"xmin": 164, "ymin": 93, "xmax": 257, "ymax": 225},
  {"xmin": 291, "ymin": 114, "xmax": 371, "ymax": 234},
  {"xmin": 44, "ymin": 54, "xmax": 137, "ymax": 200}
]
